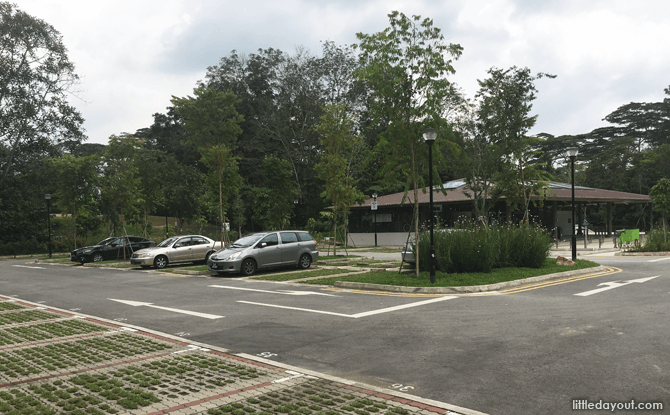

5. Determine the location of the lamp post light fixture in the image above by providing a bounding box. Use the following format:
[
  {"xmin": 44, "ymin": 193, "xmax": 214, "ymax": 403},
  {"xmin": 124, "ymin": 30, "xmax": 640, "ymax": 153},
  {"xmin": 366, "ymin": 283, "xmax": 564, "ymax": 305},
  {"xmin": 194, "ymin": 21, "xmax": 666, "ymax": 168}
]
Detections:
[
  {"xmin": 422, "ymin": 128, "xmax": 438, "ymax": 284},
  {"xmin": 44, "ymin": 194, "xmax": 52, "ymax": 259},
  {"xmin": 372, "ymin": 193, "xmax": 378, "ymax": 247},
  {"xmin": 567, "ymin": 147, "xmax": 579, "ymax": 262}
]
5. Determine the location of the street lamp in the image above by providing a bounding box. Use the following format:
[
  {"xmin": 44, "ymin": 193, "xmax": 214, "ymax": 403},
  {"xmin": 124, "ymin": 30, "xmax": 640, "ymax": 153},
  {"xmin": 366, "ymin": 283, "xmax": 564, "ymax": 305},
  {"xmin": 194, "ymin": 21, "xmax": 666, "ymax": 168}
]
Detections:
[
  {"xmin": 372, "ymin": 193, "xmax": 378, "ymax": 247},
  {"xmin": 45, "ymin": 194, "xmax": 52, "ymax": 259},
  {"xmin": 567, "ymin": 147, "xmax": 579, "ymax": 261},
  {"xmin": 423, "ymin": 128, "xmax": 438, "ymax": 284}
]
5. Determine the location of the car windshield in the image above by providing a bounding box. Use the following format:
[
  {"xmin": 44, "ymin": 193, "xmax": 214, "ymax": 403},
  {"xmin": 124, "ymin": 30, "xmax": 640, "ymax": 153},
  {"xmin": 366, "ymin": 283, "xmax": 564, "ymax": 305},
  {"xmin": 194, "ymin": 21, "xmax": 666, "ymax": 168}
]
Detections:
[
  {"xmin": 229, "ymin": 234, "xmax": 263, "ymax": 248},
  {"xmin": 157, "ymin": 237, "xmax": 179, "ymax": 247},
  {"xmin": 97, "ymin": 237, "xmax": 117, "ymax": 246}
]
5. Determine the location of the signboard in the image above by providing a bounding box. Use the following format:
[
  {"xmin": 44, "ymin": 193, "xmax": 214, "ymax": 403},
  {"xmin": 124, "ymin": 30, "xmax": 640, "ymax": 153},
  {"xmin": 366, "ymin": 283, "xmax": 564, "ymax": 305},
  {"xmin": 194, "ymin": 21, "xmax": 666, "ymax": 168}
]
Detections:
[{"xmin": 371, "ymin": 201, "xmax": 378, "ymax": 211}]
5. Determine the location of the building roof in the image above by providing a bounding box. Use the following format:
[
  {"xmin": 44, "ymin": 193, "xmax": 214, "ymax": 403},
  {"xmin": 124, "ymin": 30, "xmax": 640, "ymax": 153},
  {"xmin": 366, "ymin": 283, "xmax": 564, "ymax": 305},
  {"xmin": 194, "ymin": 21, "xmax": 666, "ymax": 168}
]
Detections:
[{"xmin": 358, "ymin": 179, "xmax": 651, "ymax": 209}]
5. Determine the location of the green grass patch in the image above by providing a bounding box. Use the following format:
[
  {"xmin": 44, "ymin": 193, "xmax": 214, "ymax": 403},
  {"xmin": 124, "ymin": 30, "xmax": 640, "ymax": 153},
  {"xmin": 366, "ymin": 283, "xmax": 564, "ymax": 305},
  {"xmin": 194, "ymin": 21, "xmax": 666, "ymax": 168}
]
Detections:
[
  {"xmin": 252, "ymin": 268, "xmax": 357, "ymax": 281},
  {"xmin": 301, "ymin": 259, "xmax": 600, "ymax": 287}
]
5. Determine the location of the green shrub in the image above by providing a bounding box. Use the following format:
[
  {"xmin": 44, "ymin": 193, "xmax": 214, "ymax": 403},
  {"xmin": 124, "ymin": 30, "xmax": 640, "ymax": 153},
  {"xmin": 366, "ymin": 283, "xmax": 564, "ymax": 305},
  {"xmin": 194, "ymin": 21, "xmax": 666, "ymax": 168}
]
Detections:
[
  {"xmin": 417, "ymin": 222, "xmax": 551, "ymax": 273},
  {"xmin": 636, "ymin": 227, "xmax": 670, "ymax": 252}
]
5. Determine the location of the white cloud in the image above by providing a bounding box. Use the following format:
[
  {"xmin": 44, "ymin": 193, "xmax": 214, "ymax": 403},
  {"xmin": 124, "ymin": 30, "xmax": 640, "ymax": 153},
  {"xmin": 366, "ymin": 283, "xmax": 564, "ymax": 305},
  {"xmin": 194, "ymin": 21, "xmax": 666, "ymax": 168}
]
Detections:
[{"xmin": 15, "ymin": 0, "xmax": 670, "ymax": 144}]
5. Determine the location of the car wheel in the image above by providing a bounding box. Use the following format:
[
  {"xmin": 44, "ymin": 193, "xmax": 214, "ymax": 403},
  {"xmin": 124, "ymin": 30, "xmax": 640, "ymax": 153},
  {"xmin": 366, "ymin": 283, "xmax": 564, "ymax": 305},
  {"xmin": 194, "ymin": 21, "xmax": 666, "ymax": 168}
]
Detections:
[
  {"xmin": 298, "ymin": 254, "xmax": 312, "ymax": 270},
  {"xmin": 241, "ymin": 259, "xmax": 256, "ymax": 276},
  {"xmin": 154, "ymin": 255, "xmax": 168, "ymax": 269},
  {"xmin": 202, "ymin": 251, "xmax": 213, "ymax": 264},
  {"xmin": 92, "ymin": 253, "xmax": 104, "ymax": 262}
]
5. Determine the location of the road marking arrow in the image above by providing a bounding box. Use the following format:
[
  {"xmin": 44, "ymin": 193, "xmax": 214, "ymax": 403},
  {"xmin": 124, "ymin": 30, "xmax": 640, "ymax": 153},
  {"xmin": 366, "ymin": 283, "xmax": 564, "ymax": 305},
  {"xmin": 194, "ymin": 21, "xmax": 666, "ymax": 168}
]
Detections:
[
  {"xmin": 574, "ymin": 276, "xmax": 659, "ymax": 297},
  {"xmin": 108, "ymin": 299, "xmax": 224, "ymax": 319}
]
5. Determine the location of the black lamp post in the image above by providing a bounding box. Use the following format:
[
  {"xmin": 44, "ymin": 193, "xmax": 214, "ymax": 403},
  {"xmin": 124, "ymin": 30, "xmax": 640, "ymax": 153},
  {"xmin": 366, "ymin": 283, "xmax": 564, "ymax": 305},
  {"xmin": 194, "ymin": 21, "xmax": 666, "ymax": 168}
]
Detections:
[
  {"xmin": 372, "ymin": 193, "xmax": 378, "ymax": 247},
  {"xmin": 45, "ymin": 194, "xmax": 52, "ymax": 259},
  {"xmin": 567, "ymin": 147, "xmax": 579, "ymax": 261},
  {"xmin": 423, "ymin": 128, "xmax": 438, "ymax": 284}
]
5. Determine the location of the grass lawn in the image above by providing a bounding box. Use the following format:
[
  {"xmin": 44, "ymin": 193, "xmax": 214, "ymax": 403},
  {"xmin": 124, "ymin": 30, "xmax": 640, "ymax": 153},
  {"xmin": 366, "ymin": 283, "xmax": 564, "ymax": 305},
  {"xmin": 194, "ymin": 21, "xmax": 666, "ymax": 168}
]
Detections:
[
  {"xmin": 252, "ymin": 268, "xmax": 357, "ymax": 282},
  {"xmin": 301, "ymin": 258, "xmax": 600, "ymax": 287}
]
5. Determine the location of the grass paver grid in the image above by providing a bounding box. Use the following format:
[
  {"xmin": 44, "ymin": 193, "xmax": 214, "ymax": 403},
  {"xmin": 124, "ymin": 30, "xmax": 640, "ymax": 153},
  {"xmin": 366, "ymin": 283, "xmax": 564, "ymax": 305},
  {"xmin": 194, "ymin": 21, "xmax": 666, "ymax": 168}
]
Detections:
[
  {"xmin": 194, "ymin": 379, "xmax": 432, "ymax": 415},
  {"xmin": 0, "ymin": 348, "xmax": 288, "ymax": 415},
  {"xmin": 0, "ymin": 319, "xmax": 112, "ymax": 347},
  {"xmin": 0, "ymin": 303, "xmax": 25, "ymax": 312},
  {"xmin": 0, "ymin": 333, "xmax": 179, "ymax": 382}
]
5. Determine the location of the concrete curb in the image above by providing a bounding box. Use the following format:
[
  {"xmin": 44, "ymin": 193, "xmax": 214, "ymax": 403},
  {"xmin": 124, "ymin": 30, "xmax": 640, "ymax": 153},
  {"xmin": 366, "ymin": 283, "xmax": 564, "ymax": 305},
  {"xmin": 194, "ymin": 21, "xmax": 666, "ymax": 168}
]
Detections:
[
  {"xmin": 615, "ymin": 251, "xmax": 670, "ymax": 256},
  {"xmin": 334, "ymin": 265, "xmax": 607, "ymax": 294}
]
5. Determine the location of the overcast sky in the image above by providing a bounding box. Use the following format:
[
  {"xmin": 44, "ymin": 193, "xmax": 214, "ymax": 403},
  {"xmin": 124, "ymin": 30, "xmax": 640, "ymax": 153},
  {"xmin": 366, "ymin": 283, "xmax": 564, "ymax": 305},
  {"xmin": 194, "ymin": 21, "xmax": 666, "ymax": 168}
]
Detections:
[{"xmin": 19, "ymin": 0, "xmax": 670, "ymax": 145}]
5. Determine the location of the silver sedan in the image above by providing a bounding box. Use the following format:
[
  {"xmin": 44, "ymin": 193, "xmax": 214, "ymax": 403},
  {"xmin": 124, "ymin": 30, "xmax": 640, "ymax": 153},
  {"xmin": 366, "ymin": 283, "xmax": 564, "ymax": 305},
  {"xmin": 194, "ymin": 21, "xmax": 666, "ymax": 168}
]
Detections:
[{"xmin": 130, "ymin": 235, "xmax": 223, "ymax": 269}]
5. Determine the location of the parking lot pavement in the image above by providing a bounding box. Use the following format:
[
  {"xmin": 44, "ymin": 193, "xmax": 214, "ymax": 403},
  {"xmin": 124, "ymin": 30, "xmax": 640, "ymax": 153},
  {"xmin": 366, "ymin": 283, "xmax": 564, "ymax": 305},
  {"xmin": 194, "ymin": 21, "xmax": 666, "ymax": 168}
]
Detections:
[{"xmin": 0, "ymin": 295, "xmax": 486, "ymax": 415}]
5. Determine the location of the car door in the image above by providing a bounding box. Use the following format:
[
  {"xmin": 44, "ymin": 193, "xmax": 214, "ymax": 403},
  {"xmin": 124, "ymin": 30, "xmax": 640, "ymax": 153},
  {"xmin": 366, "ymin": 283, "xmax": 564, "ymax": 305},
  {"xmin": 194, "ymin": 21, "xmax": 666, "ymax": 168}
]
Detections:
[
  {"xmin": 103, "ymin": 237, "xmax": 124, "ymax": 261},
  {"xmin": 189, "ymin": 236, "xmax": 210, "ymax": 261},
  {"xmin": 170, "ymin": 237, "xmax": 193, "ymax": 262},
  {"xmin": 254, "ymin": 233, "xmax": 281, "ymax": 268},
  {"xmin": 278, "ymin": 232, "xmax": 300, "ymax": 265}
]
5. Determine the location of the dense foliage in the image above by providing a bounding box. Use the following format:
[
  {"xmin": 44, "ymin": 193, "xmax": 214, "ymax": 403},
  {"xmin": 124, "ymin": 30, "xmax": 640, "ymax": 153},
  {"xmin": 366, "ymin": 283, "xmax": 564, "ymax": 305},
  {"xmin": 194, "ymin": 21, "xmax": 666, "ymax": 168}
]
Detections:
[{"xmin": 416, "ymin": 223, "xmax": 552, "ymax": 273}]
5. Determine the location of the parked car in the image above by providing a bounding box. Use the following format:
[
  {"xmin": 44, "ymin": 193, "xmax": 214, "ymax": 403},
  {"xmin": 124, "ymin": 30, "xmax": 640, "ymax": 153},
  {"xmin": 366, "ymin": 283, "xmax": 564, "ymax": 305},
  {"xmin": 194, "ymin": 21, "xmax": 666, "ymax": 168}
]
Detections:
[
  {"xmin": 208, "ymin": 230, "xmax": 319, "ymax": 276},
  {"xmin": 71, "ymin": 236, "xmax": 156, "ymax": 264},
  {"xmin": 130, "ymin": 235, "xmax": 223, "ymax": 269},
  {"xmin": 401, "ymin": 239, "xmax": 415, "ymax": 266}
]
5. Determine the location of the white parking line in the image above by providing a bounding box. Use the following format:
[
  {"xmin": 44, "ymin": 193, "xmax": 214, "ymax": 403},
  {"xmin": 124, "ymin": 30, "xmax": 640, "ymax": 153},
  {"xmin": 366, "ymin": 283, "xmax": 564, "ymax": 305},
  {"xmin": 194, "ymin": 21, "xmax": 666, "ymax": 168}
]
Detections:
[
  {"xmin": 12, "ymin": 265, "xmax": 45, "ymax": 269},
  {"xmin": 209, "ymin": 285, "xmax": 340, "ymax": 297},
  {"xmin": 237, "ymin": 295, "xmax": 457, "ymax": 318},
  {"xmin": 647, "ymin": 257, "xmax": 670, "ymax": 262}
]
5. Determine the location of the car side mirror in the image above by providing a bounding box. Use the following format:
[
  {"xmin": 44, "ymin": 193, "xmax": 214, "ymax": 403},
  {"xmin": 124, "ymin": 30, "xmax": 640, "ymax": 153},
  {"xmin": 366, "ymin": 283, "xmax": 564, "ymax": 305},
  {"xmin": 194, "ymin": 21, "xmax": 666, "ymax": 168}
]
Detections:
[{"xmin": 260, "ymin": 242, "xmax": 267, "ymax": 248}]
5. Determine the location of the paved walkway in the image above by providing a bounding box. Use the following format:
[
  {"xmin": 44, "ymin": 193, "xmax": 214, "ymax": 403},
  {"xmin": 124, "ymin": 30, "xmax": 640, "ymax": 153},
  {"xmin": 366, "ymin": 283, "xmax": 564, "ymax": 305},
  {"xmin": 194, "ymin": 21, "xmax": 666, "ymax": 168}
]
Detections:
[{"xmin": 0, "ymin": 295, "xmax": 487, "ymax": 415}]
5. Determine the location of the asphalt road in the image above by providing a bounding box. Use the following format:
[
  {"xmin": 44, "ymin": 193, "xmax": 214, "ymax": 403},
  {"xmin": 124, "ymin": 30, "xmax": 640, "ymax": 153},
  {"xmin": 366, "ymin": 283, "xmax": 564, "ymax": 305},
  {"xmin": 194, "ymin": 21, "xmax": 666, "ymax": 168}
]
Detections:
[{"xmin": 0, "ymin": 255, "xmax": 668, "ymax": 415}]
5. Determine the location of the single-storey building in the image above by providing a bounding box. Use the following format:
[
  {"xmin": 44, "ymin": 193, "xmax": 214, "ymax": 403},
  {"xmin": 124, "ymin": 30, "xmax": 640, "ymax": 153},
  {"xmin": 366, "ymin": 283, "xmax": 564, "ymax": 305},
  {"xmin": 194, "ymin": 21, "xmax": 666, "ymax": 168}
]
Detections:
[{"xmin": 347, "ymin": 179, "xmax": 652, "ymax": 246}]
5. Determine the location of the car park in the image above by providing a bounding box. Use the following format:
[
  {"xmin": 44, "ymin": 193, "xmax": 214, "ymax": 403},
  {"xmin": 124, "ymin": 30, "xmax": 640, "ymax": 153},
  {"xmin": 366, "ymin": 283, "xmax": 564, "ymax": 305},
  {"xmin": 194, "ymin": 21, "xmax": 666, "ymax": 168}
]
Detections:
[
  {"xmin": 207, "ymin": 230, "xmax": 318, "ymax": 276},
  {"xmin": 130, "ymin": 235, "xmax": 223, "ymax": 269},
  {"xmin": 70, "ymin": 236, "xmax": 155, "ymax": 264}
]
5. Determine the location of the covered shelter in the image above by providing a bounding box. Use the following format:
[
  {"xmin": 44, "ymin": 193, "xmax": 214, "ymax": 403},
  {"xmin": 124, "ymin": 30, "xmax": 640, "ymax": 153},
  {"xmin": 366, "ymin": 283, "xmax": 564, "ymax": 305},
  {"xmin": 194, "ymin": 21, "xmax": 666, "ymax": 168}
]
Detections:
[{"xmin": 348, "ymin": 179, "xmax": 652, "ymax": 246}]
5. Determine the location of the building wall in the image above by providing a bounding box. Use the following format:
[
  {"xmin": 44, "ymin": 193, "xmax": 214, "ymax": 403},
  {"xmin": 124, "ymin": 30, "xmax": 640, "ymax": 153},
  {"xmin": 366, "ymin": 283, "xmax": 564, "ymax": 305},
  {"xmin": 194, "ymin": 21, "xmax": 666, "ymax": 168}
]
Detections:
[{"xmin": 348, "ymin": 232, "xmax": 414, "ymax": 247}]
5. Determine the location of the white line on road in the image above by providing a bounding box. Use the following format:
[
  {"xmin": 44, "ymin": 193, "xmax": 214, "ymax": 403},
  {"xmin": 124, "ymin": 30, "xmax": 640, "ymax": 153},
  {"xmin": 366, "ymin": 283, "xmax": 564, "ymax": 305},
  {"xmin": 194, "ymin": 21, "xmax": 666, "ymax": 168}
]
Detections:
[
  {"xmin": 350, "ymin": 296, "xmax": 457, "ymax": 318},
  {"xmin": 237, "ymin": 301, "xmax": 354, "ymax": 317},
  {"xmin": 574, "ymin": 276, "xmax": 660, "ymax": 297},
  {"xmin": 209, "ymin": 285, "xmax": 340, "ymax": 297},
  {"xmin": 238, "ymin": 295, "xmax": 457, "ymax": 318},
  {"xmin": 109, "ymin": 299, "xmax": 224, "ymax": 319},
  {"xmin": 648, "ymin": 257, "xmax": 670, "ymax": 262},
  {"xmin": 12, "ymin": 265, "xmax": 45, "ymax": 269}
]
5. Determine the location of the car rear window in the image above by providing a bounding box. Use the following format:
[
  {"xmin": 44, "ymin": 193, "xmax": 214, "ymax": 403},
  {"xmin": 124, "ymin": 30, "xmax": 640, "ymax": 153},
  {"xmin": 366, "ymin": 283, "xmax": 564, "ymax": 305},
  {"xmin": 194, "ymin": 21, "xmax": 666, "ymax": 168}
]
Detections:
[
  {"xmin": 280, "ymin": 232, "xmax": 298, "ymax": 244},
  {"xmin": 297, "ymin": 232, "xmax": 314, "ymax": 242}
]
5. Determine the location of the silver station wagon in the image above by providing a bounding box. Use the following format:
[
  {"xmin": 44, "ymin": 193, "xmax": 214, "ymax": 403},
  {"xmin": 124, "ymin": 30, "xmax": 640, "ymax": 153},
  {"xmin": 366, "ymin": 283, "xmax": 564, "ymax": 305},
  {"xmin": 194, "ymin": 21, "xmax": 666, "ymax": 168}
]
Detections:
[{"xmin": 208, "ymin": 231, "xmax": 319, "ymax": 276}]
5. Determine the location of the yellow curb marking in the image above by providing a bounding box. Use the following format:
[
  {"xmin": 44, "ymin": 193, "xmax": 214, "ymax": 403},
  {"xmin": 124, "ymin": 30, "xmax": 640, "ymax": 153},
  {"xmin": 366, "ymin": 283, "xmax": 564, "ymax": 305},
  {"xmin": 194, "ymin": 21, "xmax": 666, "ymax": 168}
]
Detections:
[{"xmin": 499, "ymin": 267, "xmax": 622, "ymax": 294}]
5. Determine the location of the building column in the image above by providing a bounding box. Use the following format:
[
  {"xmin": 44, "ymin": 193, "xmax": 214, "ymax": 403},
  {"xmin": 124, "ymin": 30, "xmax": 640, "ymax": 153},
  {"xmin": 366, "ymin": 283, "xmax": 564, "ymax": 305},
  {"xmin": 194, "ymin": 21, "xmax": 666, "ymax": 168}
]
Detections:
[
  {"xmin": 607, "ymin": 202, "xmax": 613, "ymax": 237},
  {"xmin": 649, "ymin": 202, "xmax": 654, "ymax": 230},
  {"xmin": 506, "ymin": 204, "xmax": 511, "ymax": 223},
  {"xmin": 552, "ymin": 201, "xmax": 558, "ymax": 240},
  {"xmin": 577, "ymin": 203, "xmax": 584, "ymax": 236}
]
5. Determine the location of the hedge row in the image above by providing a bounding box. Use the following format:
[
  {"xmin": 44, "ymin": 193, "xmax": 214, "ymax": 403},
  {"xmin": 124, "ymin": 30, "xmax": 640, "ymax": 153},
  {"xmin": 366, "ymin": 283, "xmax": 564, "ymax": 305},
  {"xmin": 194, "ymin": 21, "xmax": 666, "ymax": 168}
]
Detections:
[{"xmin": 416, "ymin": 223, "xmax": 553, "ymax": 273}]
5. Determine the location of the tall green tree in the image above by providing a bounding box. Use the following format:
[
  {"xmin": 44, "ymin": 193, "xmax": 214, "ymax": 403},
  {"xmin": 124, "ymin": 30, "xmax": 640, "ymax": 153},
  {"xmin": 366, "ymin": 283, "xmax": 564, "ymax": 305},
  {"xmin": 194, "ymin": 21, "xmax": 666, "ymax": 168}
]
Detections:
[
  {"xmin": 47, "ymin": 154, "xmax": 99, "ymax": 247},
  {"xmin": 251, "ymin": 156, "xmax": 300, "ymax": 230},
  {"xmin": 649, "ymin": 178, "xmax": 670, "ymax": 240},
  {"xmin": 475, "ymin": 66, "xmax": 554, "ymax": 222},
  {"xmin": 99, "ymin": 135, "xmax": 142, "ymax": 236},
  {"xmin": 171, "ymin": 87, "xmax": 244, "ymax": 243},
  {"xmin": 354, "ymin": 11, "xmax": 462, "ymax": 274},
  {"xmin": 0, "ymin": 2, "xmax": 84, "ymax": 184},
  {"xmin": 314, "ymin": 104, "xmax": 365, "ymax": 255}
]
